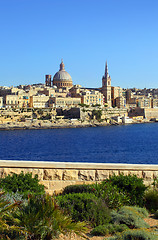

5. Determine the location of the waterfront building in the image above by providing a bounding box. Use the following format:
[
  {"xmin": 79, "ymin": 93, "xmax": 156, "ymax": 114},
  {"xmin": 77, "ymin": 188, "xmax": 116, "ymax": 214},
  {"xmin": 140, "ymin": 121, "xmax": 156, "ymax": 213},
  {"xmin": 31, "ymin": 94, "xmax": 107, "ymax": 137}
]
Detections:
[
  {"xmin": 115, "ymin": 96, "xmax": 126, "ymax": 108},
  {"xmin": 101, "ymin": 61, "xmax": 111, "ymax": 107},
  {"xmin": 53, "ymin": 60, "xmax": 73, "ymax": 89},
  {"xmin": 111, "ymin": 86, "xmax": 123, "ymax": 107},
  {"xmin": 5, "ymin": 95, "xmax": 19, "ymax": 108},
  {"xmin": 81, "ymin": 90, "xmax": 104, "ymax": 106},
  {"xmin": 49, "ymin": 97, "xmax": 81, "ymax": 108},
  {"xmin": 152, "ymin": 98, "xmax": 158, "ymax": 108},
  {"xmin": 30, "ymin": 95, "xmax": 49, "ymax": 108},
  {"xmin": 137, "ymin": 97, "xmax": 151, "ymax": 108}
]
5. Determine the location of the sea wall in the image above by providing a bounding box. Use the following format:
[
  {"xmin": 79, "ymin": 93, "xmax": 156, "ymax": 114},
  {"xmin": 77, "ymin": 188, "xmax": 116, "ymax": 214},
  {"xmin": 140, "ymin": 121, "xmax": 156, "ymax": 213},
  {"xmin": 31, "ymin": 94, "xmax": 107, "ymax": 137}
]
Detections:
[{"xmin": 0, "ymin": 160, "xmax": 158, "ymax": 195}]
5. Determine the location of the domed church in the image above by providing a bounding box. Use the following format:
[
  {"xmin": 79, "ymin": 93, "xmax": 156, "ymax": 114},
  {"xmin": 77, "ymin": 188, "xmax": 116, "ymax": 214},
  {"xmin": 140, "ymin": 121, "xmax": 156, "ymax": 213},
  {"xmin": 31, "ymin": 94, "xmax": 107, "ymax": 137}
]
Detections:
[{"xmin": 52, "ymin": 60, "xmax": 73, "ymax": 88}]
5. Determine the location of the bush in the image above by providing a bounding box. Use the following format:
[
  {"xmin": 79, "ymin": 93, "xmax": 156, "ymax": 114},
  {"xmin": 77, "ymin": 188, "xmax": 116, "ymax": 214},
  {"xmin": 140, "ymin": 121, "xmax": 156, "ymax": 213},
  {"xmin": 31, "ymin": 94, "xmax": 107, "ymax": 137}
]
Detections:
[
  {"xmin": 104, "ymin": 174, "xmax": 147, "ymax": 207},
  {"xmin": 91, "ymin": 224, "xmax": 128, "ymax": 236},
  {"xmin": 57, "ymin": 192, "xmax": 111, "ymax": 227},
  {"xmin": 90, "ymin": 225, "xmax": 109, "ymax": 236},
  {"xmin": 127, "ymin": 206, "xmax": 149, "ymax": 218},
  {"xmin": 0, "ymin": 192, "xmax": 22, "ymax": 239},
  {"xmin": 93, "ymin": 182, "xmax": 130, "ymax": 209},
  {"xmin": 108, "ymin": 229, "xmax": 158, "ymax": 240},
  {"xmin": 92, "ymin": 109, "xmax": 102, "ymax": 120},
  {"xmin": 111, "ymin": 206, "xmax": 149, "ymax": 229},
  {"xmin": 145, "ymin": 189, "xmax": 158, "ymax": 213},
  {"xmin": 13, "ymin": 194, "xmax": 87, "ymax": 239},
  {"xmin": 0, "ymin": 172, "xmax": 45, "ymax": 198},
  {"xmin": 62, "ymin": 184, "xmax": 94, "ymax": 195}
]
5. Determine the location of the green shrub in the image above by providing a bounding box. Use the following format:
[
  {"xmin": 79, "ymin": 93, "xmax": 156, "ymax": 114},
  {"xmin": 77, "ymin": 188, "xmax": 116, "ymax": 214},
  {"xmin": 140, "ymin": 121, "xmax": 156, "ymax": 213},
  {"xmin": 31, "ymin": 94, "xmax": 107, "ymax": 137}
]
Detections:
[
  {"xmin": 62, "ymin": 184, "xmax": 94, "ymax": 195},
  {"xmin": 93, "ymin": 182, "xmax": 130, "ymax": 209},
  {"xmin": 145, "ymin": 189, "xmax": 158, "ymax": 213},
  {"xmin": 108, "ymin": 229, "xmax": 158, "ymax": 240},
  {"xmin": 103, "ymin": 174, "xmax": 147, "ymax": 207},
  {"xmin": 90, "ymin": 225, "xmax": 109, "ymax": 236},
  {"xmin": 0, "ymin": 172, "xmax": 45, "ymax": 198},
  {"xmin": 57, "ymin": 193, "xmax": 111, "ymax": 227},
  {"xmin": 0, "ymin": 192, "xmax": 22, "ymax": 239},
  {"xmin": 127, "ymin": 206, "xmax": 149, "ymax": 218},
  {"xmin": 92, "ymin": 109, "xmax": 102, "ymax": 120},
  {"xmin": 13, "ymin": 194, "xmax": 87, "ymax": 240},
  {"xmin": 111, "ymin": 206, "xmax": 149, "ymax": 229},
  {"xmin": 91, "ymin": 224, "xmax": 128, "ymax": 236},
  {"xmin": 152, "ymin": 177, "xmax": 158, "ymax": 189}
]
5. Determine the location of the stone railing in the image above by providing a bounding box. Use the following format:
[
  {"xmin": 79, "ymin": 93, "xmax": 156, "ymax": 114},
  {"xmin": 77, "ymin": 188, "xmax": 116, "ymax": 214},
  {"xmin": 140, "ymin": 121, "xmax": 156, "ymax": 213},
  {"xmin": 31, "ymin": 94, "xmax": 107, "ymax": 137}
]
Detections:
[{"xmin": 0, "ymin": 160, "xmax": 158, "ymax": 195}]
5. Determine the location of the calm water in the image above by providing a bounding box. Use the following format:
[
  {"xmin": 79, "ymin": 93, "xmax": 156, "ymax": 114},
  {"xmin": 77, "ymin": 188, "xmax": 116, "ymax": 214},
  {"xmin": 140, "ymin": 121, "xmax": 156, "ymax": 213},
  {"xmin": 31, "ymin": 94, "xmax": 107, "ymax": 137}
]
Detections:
[{"xmin": 0, "ymin": 123, "xmax": 158, "ymax": 164}]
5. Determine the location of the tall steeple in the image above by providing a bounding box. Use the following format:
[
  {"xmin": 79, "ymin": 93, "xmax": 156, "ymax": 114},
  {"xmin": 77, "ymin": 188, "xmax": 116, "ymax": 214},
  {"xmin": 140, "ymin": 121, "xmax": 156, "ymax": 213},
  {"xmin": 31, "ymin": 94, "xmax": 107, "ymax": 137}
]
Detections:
[
  {"xmin": 104, "ymin": 61, "xmax": 110, "ymax": 79},
  {"xmin": 102, "ymin": 60, "xmax": 111, "ymax": 107}
]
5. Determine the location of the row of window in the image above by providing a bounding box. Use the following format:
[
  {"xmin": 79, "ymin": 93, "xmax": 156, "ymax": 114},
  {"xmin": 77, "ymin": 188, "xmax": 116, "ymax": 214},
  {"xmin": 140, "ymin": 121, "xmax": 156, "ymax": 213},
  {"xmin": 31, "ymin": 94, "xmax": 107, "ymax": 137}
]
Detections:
[{"xmin": 55, "ymin": 82, "xmax": 72, "ymax": 87}]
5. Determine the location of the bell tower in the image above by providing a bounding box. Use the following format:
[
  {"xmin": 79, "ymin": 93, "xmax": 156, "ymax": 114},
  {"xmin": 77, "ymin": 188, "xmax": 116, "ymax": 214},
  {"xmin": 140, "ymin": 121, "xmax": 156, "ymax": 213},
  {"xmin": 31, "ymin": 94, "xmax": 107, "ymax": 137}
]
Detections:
[{"xmin": 102, "ymin": 61, "xmax": 111, "ymax": 107}]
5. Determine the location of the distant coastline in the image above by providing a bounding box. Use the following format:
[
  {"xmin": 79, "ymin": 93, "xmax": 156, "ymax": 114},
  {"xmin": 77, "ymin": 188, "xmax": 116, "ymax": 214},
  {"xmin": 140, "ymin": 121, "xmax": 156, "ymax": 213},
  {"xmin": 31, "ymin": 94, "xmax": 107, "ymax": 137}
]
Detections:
[{"xmin": 0, "ymin": 118, "xmax": 152, "ymax": 131}]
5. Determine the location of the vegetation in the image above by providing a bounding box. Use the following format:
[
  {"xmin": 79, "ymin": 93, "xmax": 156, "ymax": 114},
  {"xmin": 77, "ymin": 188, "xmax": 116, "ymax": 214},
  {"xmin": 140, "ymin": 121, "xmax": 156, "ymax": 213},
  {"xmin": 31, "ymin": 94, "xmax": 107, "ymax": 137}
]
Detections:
[
  {"xmin": 0, "ymin": 172, "xmax": 45, "ymax": 198},
  {"xmin": 92, "ymin": 109, "xmax": 102, "ymax": 120},
  {"xmin": 62, "ymin": 184, "xmax": 93, "ymax": 194},
  {"xmin": 1, "ymin": 171, "xmax": 158, "ymax": 239},
  {"xmin": 90, "ymin": 224, "xmax": 128, "ymax": 236},
  {"xmin": 144, "ymin": 189, "xmax": 158, "ymax": 213},
  {"xmin": 57, "ymin": 193, "xmax": 111, "ymax": 227},
  {"xmin": 78, "ymin": 103, "xmax": 89, "ymax": 107},
  {"xmin": 12, "ymin": 194, "xmax": 86, "ymax": 240},
  {"xmin": 111, "ymin": 206, "xmax": 149, "ymax": 229},
  {"xmin": 57, "ymin": 192, "xmax": 111, "ymax": 227},
  {"xmin": 103, "ymin": 173, "xmax": 147, "ymax": 206},
  {"xmin": 0, "ymin": 191, "xmax": 22, "ymax": 239},
  {"xmin": 92, "ymin": 181, "xmax": 131, "ymax": 209},
  {"xmin": 108, "ymin": 229, "xmax": 158, "ymax": 240}
]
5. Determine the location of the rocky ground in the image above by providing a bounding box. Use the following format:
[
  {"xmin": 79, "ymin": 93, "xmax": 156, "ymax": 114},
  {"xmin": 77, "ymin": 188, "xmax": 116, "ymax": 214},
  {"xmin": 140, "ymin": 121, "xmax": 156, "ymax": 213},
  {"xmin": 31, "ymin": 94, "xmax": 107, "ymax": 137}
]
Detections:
[
  {"xmin": 0, "ymin": 119, "xmax": 109, "ymax": 130},
  {"xmin": 0, "ymin": 118, "xmax": 152, "ymax": 131}
]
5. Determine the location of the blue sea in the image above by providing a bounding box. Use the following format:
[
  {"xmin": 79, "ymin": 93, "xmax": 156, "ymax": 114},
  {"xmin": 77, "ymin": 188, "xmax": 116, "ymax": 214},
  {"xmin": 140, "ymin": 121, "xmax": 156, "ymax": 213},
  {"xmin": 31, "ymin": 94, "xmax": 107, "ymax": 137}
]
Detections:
[{"xmin": 0, "ymin": 123, "xmax": 158, "ymax": 164}]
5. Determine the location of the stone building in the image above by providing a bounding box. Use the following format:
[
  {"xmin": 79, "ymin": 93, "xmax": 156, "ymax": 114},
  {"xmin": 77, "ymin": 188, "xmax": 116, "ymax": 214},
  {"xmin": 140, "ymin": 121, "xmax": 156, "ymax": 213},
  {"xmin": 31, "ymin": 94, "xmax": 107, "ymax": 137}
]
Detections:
[
  {"xmin": 101, "ymin": 61, "xmax": 111, "ymax": 107},
  {"xmin": 152, "ymin": 98, "xmax": 158, "ymax": 108},
  {"xmin": 29, "ymin": 95, "xmax": 49, "ymax": 108},
  {"xmin": 49, "ymin": 97, "xmax": 81, "ymax": 108},
  {"xmin": 53, "ymin": 60, "xmax": 73, "ymax": 88},
  {"xmin": 137, "ymin": 97, "xmax": 151, "ymax": 108},
  {"xmin": 111, "ymin": 86, "xmax": 123, "ymax": 107},
  {"xmin": 115, "ymin": 96, "xmax": 126, "ymax": 108},
  {"xmin": 81, "ymin": 90, "xmax": 104, "ymax": 106}
]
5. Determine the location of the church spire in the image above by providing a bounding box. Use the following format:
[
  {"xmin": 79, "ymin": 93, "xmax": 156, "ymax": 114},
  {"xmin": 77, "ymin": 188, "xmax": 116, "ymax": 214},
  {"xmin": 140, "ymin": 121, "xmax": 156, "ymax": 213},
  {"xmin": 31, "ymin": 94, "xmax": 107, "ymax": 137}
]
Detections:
[{"xmin": 105, "ymin": 61, "xmax": 109, "ymax": 78}]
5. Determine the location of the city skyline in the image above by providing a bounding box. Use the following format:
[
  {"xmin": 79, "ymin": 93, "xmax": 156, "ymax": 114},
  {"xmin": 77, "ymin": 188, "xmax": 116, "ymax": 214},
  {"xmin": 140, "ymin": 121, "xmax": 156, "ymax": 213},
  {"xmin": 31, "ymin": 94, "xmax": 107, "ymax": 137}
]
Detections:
[{"xmin": 0, "ymin": 0, "xmax": 158, "ymax": 89}]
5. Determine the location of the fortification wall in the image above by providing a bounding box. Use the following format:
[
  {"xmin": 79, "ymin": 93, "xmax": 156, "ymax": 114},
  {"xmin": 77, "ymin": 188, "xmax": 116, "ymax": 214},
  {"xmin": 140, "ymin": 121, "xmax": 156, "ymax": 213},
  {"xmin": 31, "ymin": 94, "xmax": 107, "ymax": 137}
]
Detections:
[{"xmin": 0, "ymin": 160, "xmax": 157, "ymax": 195}]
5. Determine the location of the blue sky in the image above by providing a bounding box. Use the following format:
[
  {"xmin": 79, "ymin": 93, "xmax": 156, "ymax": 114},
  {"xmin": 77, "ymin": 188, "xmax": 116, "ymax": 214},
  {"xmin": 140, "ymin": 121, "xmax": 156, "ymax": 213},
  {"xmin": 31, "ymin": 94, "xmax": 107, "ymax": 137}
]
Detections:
[{"xmin": 0, "ymin": 0, "xmax": 158, "ymax": 89}]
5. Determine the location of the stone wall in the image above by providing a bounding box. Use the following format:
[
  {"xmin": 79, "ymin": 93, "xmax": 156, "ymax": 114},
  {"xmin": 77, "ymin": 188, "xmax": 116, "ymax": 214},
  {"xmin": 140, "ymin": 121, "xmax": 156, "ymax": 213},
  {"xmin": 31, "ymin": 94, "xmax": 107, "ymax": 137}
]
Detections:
[{"xmin": 0, "ymin": 160, "xmax": 158, "ymax": 195}]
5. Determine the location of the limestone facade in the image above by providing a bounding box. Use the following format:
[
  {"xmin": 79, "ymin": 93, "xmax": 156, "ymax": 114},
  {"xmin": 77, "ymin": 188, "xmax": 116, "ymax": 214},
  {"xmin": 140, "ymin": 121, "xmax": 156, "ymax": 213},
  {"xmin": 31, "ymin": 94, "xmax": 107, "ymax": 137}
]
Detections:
[{"xmin": 0, "ymin": 160, "xmax": 157, "ymax": 195}]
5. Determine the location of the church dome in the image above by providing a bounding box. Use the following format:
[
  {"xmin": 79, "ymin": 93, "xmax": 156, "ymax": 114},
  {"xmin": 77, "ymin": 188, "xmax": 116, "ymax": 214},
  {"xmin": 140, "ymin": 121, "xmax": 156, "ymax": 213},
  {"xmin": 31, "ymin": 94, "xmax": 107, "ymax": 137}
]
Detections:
[
  {"xmin": 53, "ymin": 71, "xmax": 72, "ymax": 82},
  {"xmin": 53, "ymin": 60, "xmax": 73, "ymax": 88},
  {"xmin": 53, "ymin": 60, "xmax": 72, "ymax": 82}
]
